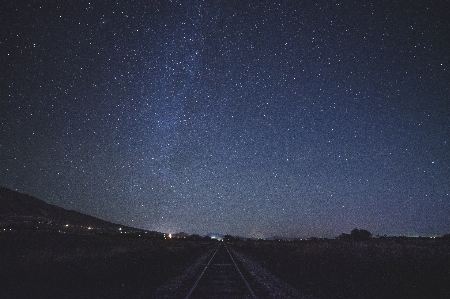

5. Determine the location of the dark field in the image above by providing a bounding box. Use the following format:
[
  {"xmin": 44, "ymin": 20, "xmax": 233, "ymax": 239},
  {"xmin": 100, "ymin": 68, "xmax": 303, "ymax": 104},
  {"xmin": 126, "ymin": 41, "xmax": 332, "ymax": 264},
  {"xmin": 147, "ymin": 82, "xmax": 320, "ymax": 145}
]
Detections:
[
  {"xmin": 234, "ymin": 238, "xmax": 450, "ymax": 299},
  {"xmin": 0, "ymin": 232, "xmax": 214, "ymax": 299},
  {"xmin": 2, "ymin": 232, "xmax": 450, "ymax": 299}
]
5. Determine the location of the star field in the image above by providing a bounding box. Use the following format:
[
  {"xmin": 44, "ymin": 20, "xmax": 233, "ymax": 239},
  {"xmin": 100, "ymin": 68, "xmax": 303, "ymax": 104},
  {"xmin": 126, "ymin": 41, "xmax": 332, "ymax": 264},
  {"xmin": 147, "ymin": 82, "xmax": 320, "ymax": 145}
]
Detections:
[{"xmin": 1, "ymin": 1, "xmax": 449, "ymax": 238}]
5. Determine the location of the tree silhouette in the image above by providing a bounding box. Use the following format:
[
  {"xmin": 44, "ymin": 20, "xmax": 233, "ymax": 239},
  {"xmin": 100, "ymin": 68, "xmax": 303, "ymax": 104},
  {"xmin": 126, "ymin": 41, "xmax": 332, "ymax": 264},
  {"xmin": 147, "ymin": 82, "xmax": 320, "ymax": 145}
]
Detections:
[
  {"xmin": 189, "ymin": 234, "xmax": 202, "ymax": 240},
  {"xmin": 224, "ymin": 234, "xmax": 235, "ymax": 242},
  {"xmin": 350, "ymin": 228, "xmax": 372, "ymax": 241}
]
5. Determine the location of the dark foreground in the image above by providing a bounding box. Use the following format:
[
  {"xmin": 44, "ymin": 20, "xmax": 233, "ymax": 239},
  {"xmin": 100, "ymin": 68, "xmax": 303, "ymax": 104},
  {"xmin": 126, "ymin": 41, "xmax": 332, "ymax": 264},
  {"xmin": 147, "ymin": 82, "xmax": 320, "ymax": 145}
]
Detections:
[
  {"xmin": 234, "ymin": 238, "xmax": 450, "ymax": 299},
  {"xmin": 0, "ymin": 231, "xmax": 214, "ymax": 299},
  {"xmin": 2, "ymin": 232, "xmax": 450, "ymax": 299}
]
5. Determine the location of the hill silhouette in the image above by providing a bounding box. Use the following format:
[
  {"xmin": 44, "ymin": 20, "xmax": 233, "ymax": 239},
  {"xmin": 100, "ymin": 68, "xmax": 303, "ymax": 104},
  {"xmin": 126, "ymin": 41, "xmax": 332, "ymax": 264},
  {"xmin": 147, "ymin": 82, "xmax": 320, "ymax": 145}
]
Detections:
[{"xmin": 0, "ymin": 186, "xmax": 135, "ymax": 231}]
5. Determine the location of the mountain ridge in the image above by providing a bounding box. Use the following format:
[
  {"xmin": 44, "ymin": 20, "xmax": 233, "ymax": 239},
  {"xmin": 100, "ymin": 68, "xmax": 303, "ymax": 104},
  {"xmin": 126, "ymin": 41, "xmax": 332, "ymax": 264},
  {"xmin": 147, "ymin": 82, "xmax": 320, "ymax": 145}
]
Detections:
[{"xmin": 0, "ymin": 186, "xmax": 136, "ymax": 231}]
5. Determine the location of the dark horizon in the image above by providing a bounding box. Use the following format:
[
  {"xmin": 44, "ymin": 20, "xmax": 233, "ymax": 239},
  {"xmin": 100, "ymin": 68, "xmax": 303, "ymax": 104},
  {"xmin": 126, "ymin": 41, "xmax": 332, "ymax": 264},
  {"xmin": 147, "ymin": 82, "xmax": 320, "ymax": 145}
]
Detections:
[
  {"xmin": 1, "ymin": 1, "xmax": 449, "ymax": 239},
  {"xmin": 1, "ymin": 186, "xmax": 447, "ymax": 239}
]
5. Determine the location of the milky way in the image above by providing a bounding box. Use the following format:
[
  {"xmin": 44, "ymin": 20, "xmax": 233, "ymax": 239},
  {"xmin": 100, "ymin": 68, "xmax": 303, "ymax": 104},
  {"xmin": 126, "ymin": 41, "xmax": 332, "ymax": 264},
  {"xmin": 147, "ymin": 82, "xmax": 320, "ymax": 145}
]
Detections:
[{"xmin": 1, "ymin": 1, "xmax": 449, "ymax": 238}]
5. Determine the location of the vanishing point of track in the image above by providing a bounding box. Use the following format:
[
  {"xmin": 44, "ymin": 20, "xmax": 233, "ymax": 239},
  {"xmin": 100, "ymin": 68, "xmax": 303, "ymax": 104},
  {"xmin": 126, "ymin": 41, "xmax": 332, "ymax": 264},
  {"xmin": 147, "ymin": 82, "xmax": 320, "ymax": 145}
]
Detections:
[{"xmin": 184, "ymin": 243, "xmax": 258, "ymax": 299}]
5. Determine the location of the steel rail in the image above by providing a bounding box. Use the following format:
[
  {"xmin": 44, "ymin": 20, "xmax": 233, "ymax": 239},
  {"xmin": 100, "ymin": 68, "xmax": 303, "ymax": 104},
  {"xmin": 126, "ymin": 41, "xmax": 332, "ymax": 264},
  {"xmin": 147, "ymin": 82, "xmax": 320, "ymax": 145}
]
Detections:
[
  {"xmin": 184, "ymin": 245, "xmax": 220, "ymax": 299},
  {"xmin": 224, "ymin": 244, "xmax": 257, "ymax": 299},
  {"xmin": 184, "ymin": 243, "xmax": 258, "ymax": 299}
]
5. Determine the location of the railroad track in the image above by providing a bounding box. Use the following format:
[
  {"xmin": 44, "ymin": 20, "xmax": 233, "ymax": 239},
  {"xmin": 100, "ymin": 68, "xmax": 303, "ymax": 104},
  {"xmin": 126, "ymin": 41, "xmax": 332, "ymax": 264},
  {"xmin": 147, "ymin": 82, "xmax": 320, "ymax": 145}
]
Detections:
[{"xmin": 184, "ymin": 243, "xmax": 259, "ymax": 299}]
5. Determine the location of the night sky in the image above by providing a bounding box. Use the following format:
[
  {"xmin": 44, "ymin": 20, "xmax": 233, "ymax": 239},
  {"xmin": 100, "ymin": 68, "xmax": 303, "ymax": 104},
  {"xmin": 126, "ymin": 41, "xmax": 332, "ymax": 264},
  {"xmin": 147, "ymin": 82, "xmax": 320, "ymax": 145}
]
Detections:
[{"xmin": 1, "ymin": 1, "xmax": 449, "ymax": 238}]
